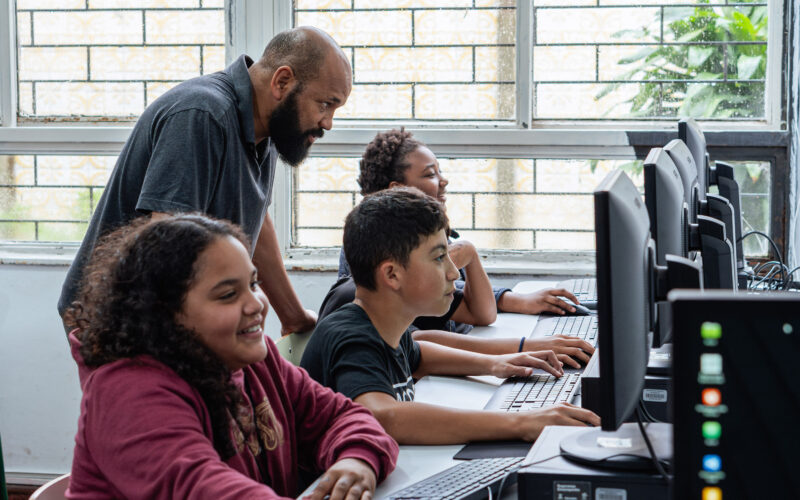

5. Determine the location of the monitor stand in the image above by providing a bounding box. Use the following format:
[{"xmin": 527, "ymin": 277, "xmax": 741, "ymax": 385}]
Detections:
[{"xmin": 559, "ymin": 422, "xmax": 672, "ymax": 471}]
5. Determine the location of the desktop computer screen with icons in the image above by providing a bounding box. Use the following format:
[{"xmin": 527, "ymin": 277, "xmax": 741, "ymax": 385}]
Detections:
[{"xmin": 671, "ymin": 290, "xmax": 800, "ymax": 500}]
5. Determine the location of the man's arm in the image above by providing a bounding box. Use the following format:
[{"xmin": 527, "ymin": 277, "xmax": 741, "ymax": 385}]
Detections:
[
  {"xmin": 354, "ymin": 391, "xmax": 599, "ymax": 445},
  {"xmin": 252, "ymin": 213, "xmax": 316, "ymax": 334}
]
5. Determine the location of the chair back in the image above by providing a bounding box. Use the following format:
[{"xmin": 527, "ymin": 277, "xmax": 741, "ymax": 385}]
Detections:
[
  {"xmin": 29, "ymin": 473, "xmax": 70, "ymax": 500},
  {"xmin": 276, "ymin": 331, "xmax": 313, "ymax": 366}
]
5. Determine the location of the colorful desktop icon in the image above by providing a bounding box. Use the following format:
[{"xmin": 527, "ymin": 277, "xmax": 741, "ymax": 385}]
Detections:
[
  {"xmin": 702, "ymin": 388, "xmax": 722, "ymax": 406},
  {"xmin": 700, "ymin": 353, "xmax": 723, "ymax": 375},
  {"xmin": 702, "ymin": 421, "xmax": 722, "ymax": 440},
  {"xmin": 702, "ymin": 486, "xmax": 722, "ymax": 500},
  {"xmin": 702, "ymin": 454, "xmax": 722, "ymax": 472},
  {"xmin": 701, "ymin": 322, "xmax": 722, "ymax": 340}
]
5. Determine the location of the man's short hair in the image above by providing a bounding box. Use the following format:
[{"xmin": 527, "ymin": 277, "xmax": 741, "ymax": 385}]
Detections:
[
  {"xmin": 260, "ymin": 27, "xmax": 330, "ymax": 84},
  {"xmin": 343, "ymin": 187, "xmax": 449, "ymax": 291}
]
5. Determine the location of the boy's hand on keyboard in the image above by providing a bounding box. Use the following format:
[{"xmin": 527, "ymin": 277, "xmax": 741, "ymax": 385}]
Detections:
[
  {"xmin": 301, "ymin": 458, "xmax": 377, "ymax": 500},
  {"xmin": 523, "ymin": 336, "xmax": 595, "ymax": 369},
  {"xmin": 516, "ymin": 403, "xmax": 601, "ymax": 440},
  {"xmin": 497, "ymin": 288, "xmax": 581, "ymax": 315},
  {"xmin": 489, "ymin": 350, "xmax": 564, "ymax": 378}
]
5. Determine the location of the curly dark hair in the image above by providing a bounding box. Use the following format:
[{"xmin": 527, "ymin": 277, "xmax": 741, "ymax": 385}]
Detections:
[
  {"xmin": 65, "ymin": 213, "xmax": 251, "ymax": 460},
  {"xmin": 344, "ymin": 187, "xmax": 448, "ymax": 290},
  {"xmin": 358, "ymin": 128, "xmax": 424, "ymax": 195}
]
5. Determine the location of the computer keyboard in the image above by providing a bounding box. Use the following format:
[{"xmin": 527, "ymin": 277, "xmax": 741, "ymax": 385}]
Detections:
[
  {"xmin": 541, "ymin": 315, "xmax": 598, "ymax": 345},
  {"xmin": 556, "ymin": 277, "xmax": 597, "ymax": 306},
  {"xmin": 386, "ymin": 457, "xmax": 523, "ymax": 500},
  {"xmin": 498, "ymin": 372, "xmax": 581, "ymax": 411}
]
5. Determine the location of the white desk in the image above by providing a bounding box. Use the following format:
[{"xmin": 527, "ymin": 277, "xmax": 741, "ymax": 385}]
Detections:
[{"xmin": 374, "ymin": 281, "xmax": 554, "ymax": 499}]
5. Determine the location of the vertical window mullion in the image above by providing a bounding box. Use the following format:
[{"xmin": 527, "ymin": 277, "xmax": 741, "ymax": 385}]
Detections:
[
  {"xmin": 0, "ymin": 0, "xmax": 18, "ymax": 127},
  {"xmin": 262, "ymin": 0, "xmax": 293, "ymax": 254},
  {"xmin": 516, "ymin": 0, "xmax": 533, "ymax": 129},
  {"xmin": 766, "ymin": 0, "xmax": 785, "ymax": 127}
]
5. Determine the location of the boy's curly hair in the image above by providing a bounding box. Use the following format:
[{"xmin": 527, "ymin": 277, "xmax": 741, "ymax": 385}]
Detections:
[
  {"xmin": 65, "ymin": 213, "xmax": 251, "ymax": 460},
  {"xmin": 358, "ymin": 128, "xmax": 423, "ymax": 195}
]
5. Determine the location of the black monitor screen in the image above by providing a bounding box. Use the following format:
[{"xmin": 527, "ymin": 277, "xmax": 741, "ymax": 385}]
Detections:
[
  {"xmin": 671, "ymin": 290, "xmax": 800, "ymax": 499},
  {"xmin": 594, "ymin": 169, "xmax": 652, "ymax": 431},
  {"xmin": 644, "ymin": 147, "xmax": 687, "ymax": 266},
  {"xmin": 679, "ymin": 118, "xmax": 708, "ymax": 196},
  {"xmin": 664, "ymin": 139, "xmax": 700, "ymax": 225}
]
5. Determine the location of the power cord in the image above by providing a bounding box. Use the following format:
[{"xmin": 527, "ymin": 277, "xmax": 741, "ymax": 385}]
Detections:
[
  {"xmin": 635, "ymin": 408, "xmax": 672, "ymax": 484},
  {"xmin": 739, "ymin": 230, "xmax": 784, "ymax": 268},
  {"xmin": 638, "ymin": 398, "xmax": 663, "ymax": 424}
]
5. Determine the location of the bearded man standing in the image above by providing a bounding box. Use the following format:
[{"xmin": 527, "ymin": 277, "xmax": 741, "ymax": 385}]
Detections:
[{"xmin": 58, "ymin": 26, "xmax": 351, "ymax": 336}]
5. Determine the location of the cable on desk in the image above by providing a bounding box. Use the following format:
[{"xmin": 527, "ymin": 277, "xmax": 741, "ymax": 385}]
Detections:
[{"xmin": 636, "ymin": 408, "xmax": 672, "ymax": 485}]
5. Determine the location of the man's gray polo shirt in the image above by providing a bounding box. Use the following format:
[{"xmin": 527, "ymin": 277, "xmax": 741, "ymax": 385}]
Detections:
[{"xmin": 58, "ymin": 55, "xmax": 278, "ymax": 316}]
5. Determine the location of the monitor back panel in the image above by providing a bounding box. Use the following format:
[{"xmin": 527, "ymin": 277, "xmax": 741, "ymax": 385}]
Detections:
[{"xmin": 671, "ymin": 290, "xmax": 800, "ymax": 500}]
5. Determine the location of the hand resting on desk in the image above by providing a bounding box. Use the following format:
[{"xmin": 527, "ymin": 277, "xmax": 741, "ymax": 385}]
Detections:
[
  {"xmin": 487, "ymin": 350, "xmax": 565, "ymax": 378},
  {"xmin": 497, "ymin": 287, "xmax": 581, "ymax": 315},
  {"xmin": 299, "ymin": 457, "xmax": 377, "ymax": 500},
  {"xmin": 522, "ymin": 335, "xmax": 595, "ymax": 369}
]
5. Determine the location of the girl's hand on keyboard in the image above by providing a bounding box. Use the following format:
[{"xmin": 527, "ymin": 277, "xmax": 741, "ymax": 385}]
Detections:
[
  {"xmin": 516, "ymin": 403, "xmax": 601, "ymax": 440},
  {"xmin": 489, "ymin": 350, "xmax": 564, "ymax": 378},
  {"xmin": 524, "ymin": 336, "xmax": 595, "ymax": 368},
  {"xmin": 497, "ymin": 288, "xmax": 580, "ymax": 315},
  {"xmin": 302, "ymin": 458, "xmax": 377, "ymax": 500}
]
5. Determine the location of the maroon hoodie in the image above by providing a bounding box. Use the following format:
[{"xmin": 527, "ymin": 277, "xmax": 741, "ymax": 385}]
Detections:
[{"xmin": 67, "ymin": 332, "xmax": 398, "ymax": 499}]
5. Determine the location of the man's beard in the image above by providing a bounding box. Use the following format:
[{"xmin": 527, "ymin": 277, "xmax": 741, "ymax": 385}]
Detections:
[{"xmin": 268, "ymin": 87, "xmax": 324, "ymax": 167}]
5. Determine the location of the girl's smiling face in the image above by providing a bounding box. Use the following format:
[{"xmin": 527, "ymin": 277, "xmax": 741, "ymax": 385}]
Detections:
[
  {"xmin": 394, "ymin": 146, "xmax": 449, "ymax": 204},
  {"xmin": 176, "ymin": 235, "xmax": 269, "ymax": 371}
]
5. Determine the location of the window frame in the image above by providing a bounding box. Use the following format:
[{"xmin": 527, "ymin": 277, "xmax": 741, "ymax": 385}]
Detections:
[{"xmin": 0, "ymin": 0, "xmax": 792, "ymax": 274}]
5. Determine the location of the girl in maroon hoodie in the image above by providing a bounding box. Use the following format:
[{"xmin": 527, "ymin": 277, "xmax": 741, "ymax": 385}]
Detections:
[{"xmin": 64, "ymin": 213, "xmax": 397, "ymax": 500}]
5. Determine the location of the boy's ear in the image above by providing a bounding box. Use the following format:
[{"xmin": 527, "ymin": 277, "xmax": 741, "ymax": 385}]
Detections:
[{"xmin": 376, "ymin": 259, "xmax": 403, "ymax": 291}]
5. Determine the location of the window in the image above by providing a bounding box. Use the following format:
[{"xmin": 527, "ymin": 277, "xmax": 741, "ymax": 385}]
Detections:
[
  {"xmin": 0, "ymin": 0, "xmax": 791, "ymax": 267},
  {"xmin": 15, "ymin": 0, "xmax": 224, "ymax": 122},
  {"xmin": 292, "ymin": 0, "xmax": 784, "ymax": 258}
]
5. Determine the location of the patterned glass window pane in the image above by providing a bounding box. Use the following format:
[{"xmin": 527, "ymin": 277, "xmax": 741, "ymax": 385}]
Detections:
[
  {"xmin": 533, "ymin": 2, "xmax": 769, "ymax": 120},
  {"xmin": 293, "ymin": 156, "xmax": 641, "ymax": 251},
  {"xmin": 710, "ymin": 160, "xmax": 770, "ymax": 257},
  {"xmin": 0, "ymin": 155, "xmax": 114, "ymax": 242},
  {"xmin": 293, "ymin": 155, "xmax": 771, "ymax": 257},
  {"xmin": 15, "ymin": 1, "xmax": 225, "ymax": 122},
  {"xmin": 295, "ymin": 1, "xmax": 517, "ymax": 122}
]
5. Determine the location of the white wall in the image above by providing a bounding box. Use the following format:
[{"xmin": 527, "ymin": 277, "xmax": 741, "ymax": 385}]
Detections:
[{"xmin": 0, "ymin": 260, "xmax": 529, "ymax": 481}]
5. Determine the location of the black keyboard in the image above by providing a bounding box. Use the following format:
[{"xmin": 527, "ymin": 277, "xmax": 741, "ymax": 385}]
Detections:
[
  {"xmin": 386, "ymin": 457, "xmax": 523, "ymax": 500},
  {"xmin": 538, "ymin": 315, "xmax": 598, "ymax": 345},
  {"xmin": 499, "ymin": 372, "xmax": 581, "ymax": 411},
  {"xmin": 556, "ymin": 277, "xmax": 597, "ymax": 306}
]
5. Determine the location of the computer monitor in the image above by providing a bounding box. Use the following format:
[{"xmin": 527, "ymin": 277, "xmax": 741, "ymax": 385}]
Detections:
[
  {"xmin": 644, "ymin": 147, "xmax": 704, "ymax": 347},
  {"xmin": 671, "ymin": 290, "xmax": 800, "ymax": 499},
  {"xmin": 678, "ymin": 118, "xmax": 708, "ymax": 197},
  {"xmin": 560, "ymin": 169, "xmax": 672, "ymax": 470},
  {"xmin": 680, "ymin": 118, "xmax": 747, "ymax": 273},
  {"xmin": 663, "ymin": 139, "xmax": 701, "ymax": 225},
  {"xmin": 712, "ymin": 162, "xmax": 746, "ymax": 271},
  {"xmin": 644, "ymin": 147, "xmax": 688, "ymax": 266}
]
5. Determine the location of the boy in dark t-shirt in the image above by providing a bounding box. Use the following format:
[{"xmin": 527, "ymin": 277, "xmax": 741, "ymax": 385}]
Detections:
[{"xmin": 301, "ymin": 187, "xmax": 600, "ymax": 445}]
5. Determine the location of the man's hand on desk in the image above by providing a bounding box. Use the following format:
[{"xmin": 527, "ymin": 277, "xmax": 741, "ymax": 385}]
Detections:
[
  {"xmin": 514, "ymin": 403, "xmax": 601, "ymax": 441},
  {"xmin": 487, "ymin": 350, "xmax": 564, "ymax": 379},
  {"xmin": 300, "ymin": 458, "xmax": 377, "ymax": 500},
  {"xmin": 523, "ymin": 335, "xmax": 594, "ymax": 369},
  {"xmin": 498, "ymin": 288, "xmax": 580, "ymax": 315}
]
